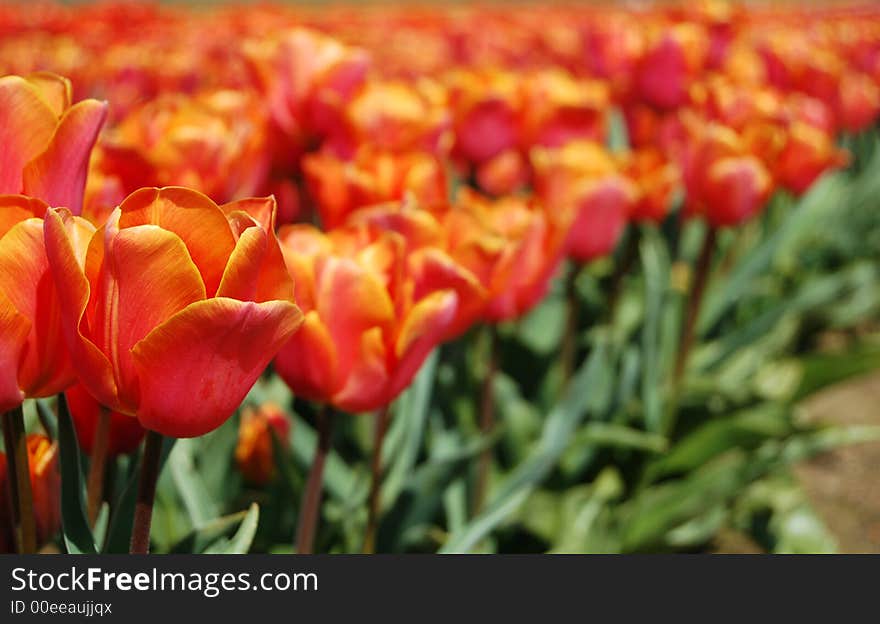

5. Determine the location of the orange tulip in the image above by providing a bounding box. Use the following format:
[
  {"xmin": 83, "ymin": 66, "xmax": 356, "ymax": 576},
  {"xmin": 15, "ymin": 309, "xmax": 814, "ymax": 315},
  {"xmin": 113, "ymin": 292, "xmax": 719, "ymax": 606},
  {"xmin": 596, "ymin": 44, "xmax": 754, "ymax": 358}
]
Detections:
[
  {"xmin": 330, "ymin": 79, "xmax": 452, "ymax": 157},
  {"xmin": 303, "ymin": 147, "xmax": 448, "ymax": 230},
  {"xmin": 532, "ymin": 140, "xmax": 635, "ymax": 262},
  {"xmin": 442, "ymin": 188, "xmax": 567, "ymax": 323},
  {"xmin": 0, "ymin": 434, "xmax": 60, "ymax": 553},
  {"xmin": 88, "ymin": 89, "xmax": 270, "ymax": 225},
  {"xmin": 235, "ymin": 402, "xmax": 290, "ymax": 485},
  {"xmin": 66, "ymin": 383, "xmax": 145, "ymax": 457},
  {"xmin": 0, "ymin": 72, "xmax": 107, "ymax": 215},
  {"xmin": 0, "ymin": 195, "xmax": 94, "ymax": 414},
  {"xmin": 274, "ymin": 215, "xmax": 473, "ymax": 413},
  {"xmin": 775, "ymin": 122, "xmax": 848, "ymax": 196},
  {"xmin": 43, "ymin": 187, "xmax": 304, "ymax": 438}
]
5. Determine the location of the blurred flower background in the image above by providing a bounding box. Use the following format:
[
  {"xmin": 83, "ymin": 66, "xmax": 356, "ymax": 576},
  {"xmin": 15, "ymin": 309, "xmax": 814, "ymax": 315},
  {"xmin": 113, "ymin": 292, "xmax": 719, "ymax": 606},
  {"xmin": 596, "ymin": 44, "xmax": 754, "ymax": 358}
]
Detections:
[{"xmin": 2, "ymin": 0, "xmax": 880, "ymax": 554}]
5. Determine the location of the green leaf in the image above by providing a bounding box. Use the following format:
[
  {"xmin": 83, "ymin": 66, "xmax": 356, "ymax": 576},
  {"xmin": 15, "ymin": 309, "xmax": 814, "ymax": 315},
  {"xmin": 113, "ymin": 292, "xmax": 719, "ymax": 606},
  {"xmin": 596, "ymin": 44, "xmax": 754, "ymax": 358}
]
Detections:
[
  {"xmin": 170, "ymin": 507, "xmax": 254, "ymax": 554},
  {"xmin": 646, "ymin": 403, "xmax": 792, "ymax": 481},
  {"xmin": 440, "ymin": 338, "xmax": 612, "ymax": 553},
  {"xmin": 203, "ymin": 504, "xmax": 260, "ymax": 554},
  {"xmin": 382, "ymin": 349, "xmax": 438, "ymax": 507},
  {"xmin": 168, "ymin": 439, "xmax": 219, "ymax": 528},
  {"xmin": 56, "ymin": 394, "xmax": 96, "ymax": 554}
]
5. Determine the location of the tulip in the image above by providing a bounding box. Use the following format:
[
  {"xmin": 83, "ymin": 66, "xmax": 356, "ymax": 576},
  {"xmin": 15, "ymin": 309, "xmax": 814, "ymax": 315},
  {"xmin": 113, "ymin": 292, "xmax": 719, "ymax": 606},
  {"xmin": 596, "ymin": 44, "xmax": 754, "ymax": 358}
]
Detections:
[
  {"xmin": 303, "ymin": 147, "xmax": 448, "ymax": 230},
  {"xmin": 89, "ymin": 90, "xmax": 271, "ymax": 225},
  {"xmin": 1, "ymin": 195, "xmax": 93, "ymax": 415},
  {"xmin": 775, "ymin": 123, "xmax": 848, "ymax": 196},
  {"xmin": 234, "ymin": 403, "xmax": 291, "ymax": 486},
  {"xmin": 442, "ymin": 188, "xmax": 567, "ymax": 323},
  {"xmin": 0, "ymin": 434, "xmax": 59, "ymax": 553},
  {"xmin": 0, "ymin": 72, "xmax": 107, "ymax": 215},
  {"xmin": 274, "ymin": 221, "xmax": 461, "ymax": 413},
  {"xmin": 44, "ymin": 186, "xmax": 304, "ymax": 439}
]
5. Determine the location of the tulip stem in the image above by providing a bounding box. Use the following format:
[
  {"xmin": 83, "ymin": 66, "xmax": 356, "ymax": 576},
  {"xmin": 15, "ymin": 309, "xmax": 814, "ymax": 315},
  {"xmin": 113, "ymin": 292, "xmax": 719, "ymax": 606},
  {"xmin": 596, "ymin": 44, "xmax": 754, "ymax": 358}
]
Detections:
[
  {"xmin": 86, "ymin": 407, "xmax": 111, "ymax": 526},
  {"xmin": 673, "ymin": 225, "xmax": 717, "ymax": 387},
  {"xmin": 129, "ymin": 430, "xmax": 163, "ymax": 554},
  {"xmin": 473, "ymin": 325, "xmax": 498, "ymax": 516},
  {"xmin": 560, "ymin": 264, "xmax": 582, "ymax": 389},
  {"xmin": 606, "ymin": 226, "xmax": 641, "ymax": 322},
  {"xmin": 295, "ymin": 407, "xmax": 336, "ymax": 554},
  {"xmin": 363, "ymin": 405, "xmax": 391, "ymax": 554},
  {"xmin": 2, "ymin": 406, "xmax": 36, "ymax": 554}
]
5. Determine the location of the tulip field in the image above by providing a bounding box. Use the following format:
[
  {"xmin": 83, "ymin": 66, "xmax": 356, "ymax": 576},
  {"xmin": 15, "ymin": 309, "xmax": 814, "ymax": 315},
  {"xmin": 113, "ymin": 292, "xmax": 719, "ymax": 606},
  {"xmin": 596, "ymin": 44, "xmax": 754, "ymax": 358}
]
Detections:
[{"xmin": 2, "ymin": 1, "xmax": 880, "ymax": 555}]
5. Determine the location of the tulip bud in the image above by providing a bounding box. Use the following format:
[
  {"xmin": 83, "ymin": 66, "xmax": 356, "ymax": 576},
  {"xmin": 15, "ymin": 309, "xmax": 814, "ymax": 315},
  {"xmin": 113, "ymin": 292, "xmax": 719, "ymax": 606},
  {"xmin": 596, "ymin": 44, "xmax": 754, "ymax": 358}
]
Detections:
[{"xmin": 234, "ymin": 403, "xmax": 290, "ymax": 485}]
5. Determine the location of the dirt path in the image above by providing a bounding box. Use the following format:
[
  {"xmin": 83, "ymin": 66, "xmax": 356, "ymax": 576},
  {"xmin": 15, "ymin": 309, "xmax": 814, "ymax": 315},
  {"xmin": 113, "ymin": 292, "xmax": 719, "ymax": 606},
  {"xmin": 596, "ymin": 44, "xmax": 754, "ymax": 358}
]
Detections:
[{"xmin": 794, "ymin": 371, "xmax": 880, "ymax": 553}]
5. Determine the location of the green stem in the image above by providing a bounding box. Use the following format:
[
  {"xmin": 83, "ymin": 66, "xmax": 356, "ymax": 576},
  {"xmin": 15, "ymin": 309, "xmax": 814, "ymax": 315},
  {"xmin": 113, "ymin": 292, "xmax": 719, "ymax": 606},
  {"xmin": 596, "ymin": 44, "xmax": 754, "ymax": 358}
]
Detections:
[
  {"xmin": 2, "ymin": 406, "xmax": 36, "ymax": 554},
  {"xmin": 86, "ymin": 407, "xmax": 111, "ymax": 527},
  {"xmin": 295, "ymin": 407, "xmax": 336, "ymax": 554},
  {"xmin": 674, "ymin": 226, "xmax": 718, "ymax": 387},
  {"xmin": 129, "ymin": 430, "xmax": 163, "ymax": 554},
  {"xmin": 363, "ymin": 405, "xmax": 391, "ymax": 553},
  {"xmin": 472, "ymin": 326, "xmax": 498, "ymax": 516}
]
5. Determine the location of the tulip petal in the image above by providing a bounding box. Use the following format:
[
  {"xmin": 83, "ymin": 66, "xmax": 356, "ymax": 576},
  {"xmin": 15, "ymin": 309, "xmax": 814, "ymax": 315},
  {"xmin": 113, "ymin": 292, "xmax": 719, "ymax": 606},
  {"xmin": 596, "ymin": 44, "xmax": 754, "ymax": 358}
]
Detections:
[
  {"xmin": 0, "ymin": 218, "xmax": 74, "ymax": 398},
  {"xmin": 117, "ymin": 187, "xmax": 236, "ymax": 296},
  {"xmin": 0, "ymin": 289, "xmax": 31, "ymax": 413},
  {"xmin": 274, "ymin": 310, "xmax": 341, "ymax": 402},
  {"xmin": 23, "ymin": 99, "xmax": 108, "ymax": 215},
  {"xmin": 0, "ymin": 76, "xmax": 58, "ymax": 194},
  {"xmin": 43, "ymin": 209, "xmax": 119, "ymax": 411},
  {"xmin": 131, "ymin": 298, "xmax": 303, "ymax": 438},
  {"xmin": 389, "ymin": 290, "xmax": 456, "ymax": 401},
  {"xmin": 333, "ymin": 326, "xmax": 390, "ymax": 413},
  {"xmin": 23, "ymin": 73, "xmax": 71, "ymax": 117},
  {"xmin": 316, "ymin": 256, "xmax": 394, "ymax": 384},
  {"xmin": 0, "ymin": 194, "xmax": 47, "ymax": 240},
  {"xmin": 95, "ymin": 222, "xmax": 207, "ymax": 403}
]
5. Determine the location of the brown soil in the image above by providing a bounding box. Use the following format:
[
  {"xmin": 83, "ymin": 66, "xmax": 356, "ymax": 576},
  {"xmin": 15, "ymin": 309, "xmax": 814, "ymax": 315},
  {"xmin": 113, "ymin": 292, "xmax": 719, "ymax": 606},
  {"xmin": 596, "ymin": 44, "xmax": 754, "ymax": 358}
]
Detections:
[{"xmin": 793, "ymin": 371, "xmax": 880, "ymax": 553}]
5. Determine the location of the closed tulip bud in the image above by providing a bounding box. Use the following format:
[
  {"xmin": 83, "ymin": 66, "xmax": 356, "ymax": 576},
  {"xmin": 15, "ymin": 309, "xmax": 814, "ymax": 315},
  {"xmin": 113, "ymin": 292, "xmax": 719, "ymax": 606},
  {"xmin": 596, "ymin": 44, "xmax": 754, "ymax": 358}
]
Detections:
[
  {"xmin": 234, "ymin": 403, "xmax": 290, "ymax": 485},
  {"xmin": 837, "ymin": 72, "xmax": 880, "ymax": 133},
  {"xmin": 66, "ymin": 384, "xmax": 145, "ymax": 457},
  {"xmin": 0, "ymin": 72, "xmax": 107, "ymax": 215},
  {"xmin": 0, "ymin": 434, "xmax": 60, "ymax": 552},
  {"xmin": 448, "ymin": 70, "xmax": 522, "ymax": 165},
  {"xmin": 700, "ymin": 156, "xmax": 773, "ymax": 228},
  {"xmin": 43, "ymin": 187, "xmax": 304, "ymax": 438},
  {"xmin": 635, "ymin": 24, "xmax": 708, "ymax": 111},
  {"xmin": 1, "ymin": 195, "xmax": 94, "ymax": 413},
  {"xmin": 566, "ymin": 176, "xmax": 637, "ymax": 263}
]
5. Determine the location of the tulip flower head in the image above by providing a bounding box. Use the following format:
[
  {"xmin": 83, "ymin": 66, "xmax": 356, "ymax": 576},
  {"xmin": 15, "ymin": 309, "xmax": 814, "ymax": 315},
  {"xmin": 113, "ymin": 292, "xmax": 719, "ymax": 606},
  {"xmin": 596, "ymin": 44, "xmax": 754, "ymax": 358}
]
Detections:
[
  {"xmin": 0, "ymin": 72, "xmax": 107, "ymax": 215},
  {"xmin": 0, "ymin": 195, "xmax": 94, "ymax": 414},
  {"xmin": 44, "ymin": 187, "xmax": 304, "ymax": 438},
  {"xmin": 0, "ymin": 434, "xmax": 60, "ymax": 552},
  {"xmin": 235, "ymin": 402, "xmax": 291, "ymax": 485},
  {"xmin": 275, "ymin": 214, "xmax": 475, "ymax": 413}
]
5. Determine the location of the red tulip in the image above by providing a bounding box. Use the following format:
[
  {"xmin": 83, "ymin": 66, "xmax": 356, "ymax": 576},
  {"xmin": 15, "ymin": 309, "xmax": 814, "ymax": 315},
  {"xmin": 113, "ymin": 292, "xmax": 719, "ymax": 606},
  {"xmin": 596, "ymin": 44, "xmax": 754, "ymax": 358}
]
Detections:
[
  {"xmin": 0, "ymin": 72, "xmax": 107, "ymax": 215},
  {"xmin": 43, "ymin": 187, "xmax": 304, "ymax": 438},
  {"xmin": 0, "ymin": 195, "xmax": 94, "ymax": 414},
  {"xmin": 0, "ymin": 434, "xmax": 59, "ymax": 552}
]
